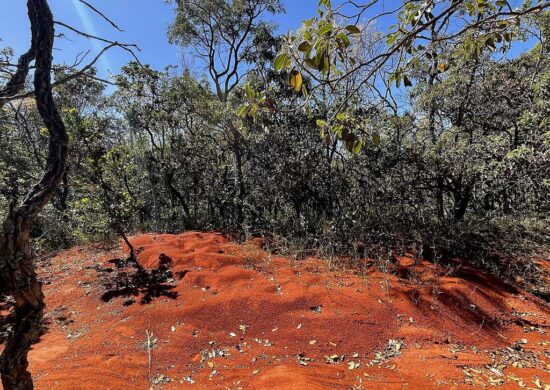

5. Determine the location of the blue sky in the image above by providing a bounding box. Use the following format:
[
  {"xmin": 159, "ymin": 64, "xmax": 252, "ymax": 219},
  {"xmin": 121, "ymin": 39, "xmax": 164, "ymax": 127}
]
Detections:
[
  {"xmin": 0, "ymin": 0, "xmax": 536, "ymax": 85},
  {"xmin": 0, "ymin": 0, "xmax": 316, "ymax": 80}
]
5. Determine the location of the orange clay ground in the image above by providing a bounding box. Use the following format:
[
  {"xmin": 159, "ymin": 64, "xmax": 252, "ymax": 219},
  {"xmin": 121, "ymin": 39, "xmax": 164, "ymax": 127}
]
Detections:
[{"xmin": 18, "ymin": 232, "xmax": 550, "ymax": 389}]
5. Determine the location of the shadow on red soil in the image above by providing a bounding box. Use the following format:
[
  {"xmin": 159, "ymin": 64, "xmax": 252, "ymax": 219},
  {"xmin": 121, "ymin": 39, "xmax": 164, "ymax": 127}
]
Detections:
[{"xmin": 1, "ymin": 232, "xmax": 548, "ymax": 389}]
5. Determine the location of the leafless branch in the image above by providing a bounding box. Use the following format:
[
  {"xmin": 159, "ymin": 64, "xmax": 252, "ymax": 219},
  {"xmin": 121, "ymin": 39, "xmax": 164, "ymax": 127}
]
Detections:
[
  {"xmin": 78, "ymin": 0, "xmax": 123, "ymax": 32},
  {"xmin": 0, "ymin": 42, "xmax": 119, "ymax": 105}
]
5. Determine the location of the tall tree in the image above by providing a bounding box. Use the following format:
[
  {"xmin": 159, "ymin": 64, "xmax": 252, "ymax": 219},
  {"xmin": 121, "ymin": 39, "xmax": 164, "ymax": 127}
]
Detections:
[
  {"xmin": 169, "ymin": 0, "xmax": 283, "ymax": 101},
  {"xmin": 0, "ymin": 1, "xmax": 68, "ymax": 388},
  {"xmin": 168, "ymin": 0, "xmax": 283, "ymax": 227}
]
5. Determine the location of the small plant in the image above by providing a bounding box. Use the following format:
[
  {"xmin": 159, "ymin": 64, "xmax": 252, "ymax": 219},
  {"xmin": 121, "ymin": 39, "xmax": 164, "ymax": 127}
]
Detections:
[
  {"xmin": 242, "ymin": 241, "xmax": 269, "ymax": 270},
  {"xmin": 145, "ymin": 329, "xmax": 157, "ymax": 390}
]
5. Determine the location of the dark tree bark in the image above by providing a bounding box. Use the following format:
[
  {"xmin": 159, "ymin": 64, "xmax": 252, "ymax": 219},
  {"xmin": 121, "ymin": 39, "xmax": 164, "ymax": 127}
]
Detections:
[
  {"xmin": 55, "ymin": 171, "xmax": 70, "ymax": 211},
  {"xmin": 0, "ymin": 1, "xmax": 68, "ymax": 388},
  {"xmin": 451, "ymin": 182, "xmax": 473, "ymax": 222},
  {"xmin": 164, "ymin": 167, "xmax": 191, "ymax": 220}
]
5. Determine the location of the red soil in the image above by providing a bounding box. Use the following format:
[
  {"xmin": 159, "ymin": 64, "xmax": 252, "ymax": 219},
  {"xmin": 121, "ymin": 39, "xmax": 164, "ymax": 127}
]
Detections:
[{"xmin": 9, "ymin": 232, "xmax": 550, "ymax": 388}]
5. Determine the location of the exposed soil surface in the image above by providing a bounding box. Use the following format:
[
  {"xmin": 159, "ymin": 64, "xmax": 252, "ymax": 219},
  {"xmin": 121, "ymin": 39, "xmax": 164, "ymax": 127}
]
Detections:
[{"xmin": 6, "ymin": 232, "xmax": 550, "ymax": 388}]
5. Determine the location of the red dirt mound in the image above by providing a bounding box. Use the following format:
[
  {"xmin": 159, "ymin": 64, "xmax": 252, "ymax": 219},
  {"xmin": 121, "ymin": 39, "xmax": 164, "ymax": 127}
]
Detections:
[{"xmin": 6, "ymin": 232, "xmax": 550, "ymax": 388}]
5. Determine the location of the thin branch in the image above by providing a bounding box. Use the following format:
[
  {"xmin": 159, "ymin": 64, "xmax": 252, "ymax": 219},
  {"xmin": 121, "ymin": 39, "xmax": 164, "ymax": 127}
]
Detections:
[
  {"xmin": 54, "ymin": 20, "xmax": 142, "ymax": 65},
  {"xmin": 0, "ymin": 42, "xmax": 118, "ymax": 105},
  {"xmin": 78, "ymin": 0, "xmax": 123, "ymax": 32}
]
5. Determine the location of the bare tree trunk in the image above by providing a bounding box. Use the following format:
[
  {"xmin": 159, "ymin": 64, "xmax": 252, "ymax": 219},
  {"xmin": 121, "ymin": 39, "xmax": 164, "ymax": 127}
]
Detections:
[
  {"xmin": 164, "ymin": 167, "xmax": 191, "ymax": 220},
  {"xmin": 227, "ymin": 122, "xmax": 246, "ymax": 228},
  {"xmin": 0, "ymin": 1, "xmax": 68, "ymax": 388},
  {"xmin": 0, "ymin": 205, "xmax": 44, "ymax": 389}
]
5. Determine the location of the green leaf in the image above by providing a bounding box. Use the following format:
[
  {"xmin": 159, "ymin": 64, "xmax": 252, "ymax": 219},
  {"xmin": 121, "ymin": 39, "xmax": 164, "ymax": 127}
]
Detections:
[
  {"xmin": 250, "ymin": 105, "xmax": 258, "ymax": 121},
  {"xmin": 318, "ymin": 0, "xmax": 331, "ymax": 10},
  {"xmin": 318, "ymin": 24, "xmax": 333, "ymax": 36},
  {"xmin": 245, "ymin": 84, "xmax": 254, "ymax": 99},
  {"xmin": 321, "ymin": 54, "xmax": 330, "ymax": 75},
  {"xmin": 336, "ymin": 112, "xmax": 346, "ymax": 121},
  {"xmin": 372, "ymin": 132, "xmax": 381, "ymax": 145},
  {"xmin": 274, "ymin": 53, "xmax": 290, "ymax": 71},
  {"xmin": 298, "ymin": 41, "xmax": 312, "ymax": 52},
  {"xmin": 305, "ymin": 57, "xmax": 318, "ymax": 70},
  {"xmin": 316, "ymin": 119, "xmax": 327, "ymax": 127},
  {"xmin": 352, "ymin": 139, "xmax": 363, "ymax": 154},
  {"xmin": 301, "ymin": 84, "xmax": 309, "ymax": 97},
  {"xmin": 345, "ymin": 25, "xmax": 361, "ymax": 35},
  {"xmin": 485, "ymin": 36, "xmax": 496, "ymax": 51},
  {"xmin": 336, "ymin": 33, "xmax": 351, "ymax": 48},
  {"xmin": 236, "ymin": 104, "xmax": 249, "ymax": 118}
]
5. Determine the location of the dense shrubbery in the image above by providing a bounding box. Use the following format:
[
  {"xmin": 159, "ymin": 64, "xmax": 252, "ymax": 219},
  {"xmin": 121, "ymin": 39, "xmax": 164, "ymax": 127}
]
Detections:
[{"xmin": 1, "ymin": 5, "xmax": 548, "ymax": 297}]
